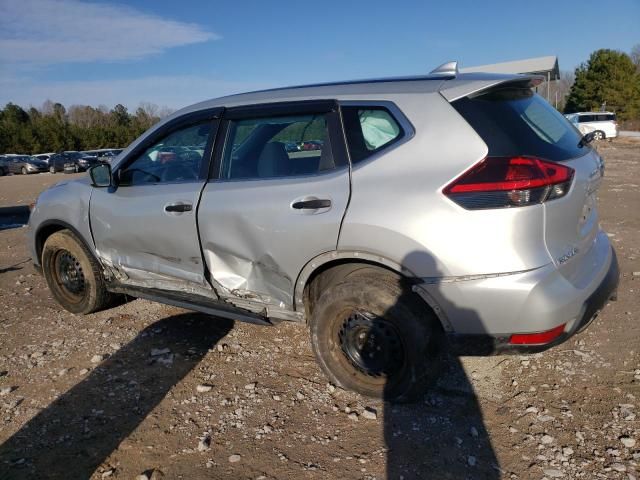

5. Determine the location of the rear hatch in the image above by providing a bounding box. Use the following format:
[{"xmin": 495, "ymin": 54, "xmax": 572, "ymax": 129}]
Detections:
[{"xmin": 450, "ymin": 85, "xmax": 604, "ymax": 282}]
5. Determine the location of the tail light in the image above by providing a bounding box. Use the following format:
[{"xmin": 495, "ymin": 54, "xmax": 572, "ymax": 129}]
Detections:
[{"xmin": 443, "ymin": 156, "xmax": 574, "ymax": 209}]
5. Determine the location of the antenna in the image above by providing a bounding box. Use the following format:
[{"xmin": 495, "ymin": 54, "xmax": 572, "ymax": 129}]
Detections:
[{"xmin": 430, "ymin": 61, "xmax": 458, "ymax": 77}]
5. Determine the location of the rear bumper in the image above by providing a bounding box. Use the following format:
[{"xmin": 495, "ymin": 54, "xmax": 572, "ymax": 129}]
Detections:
[{"xmin": 445, "ymin": 248, "xmax": 618, "ymax": 354}]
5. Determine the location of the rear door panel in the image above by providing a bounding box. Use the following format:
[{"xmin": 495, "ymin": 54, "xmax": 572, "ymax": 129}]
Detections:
[
  {"xmin": 198, "ymin": 102, "xmax": 350, "ymax": 308},
  {"xmin": 199, "ymin": 169, "xmax": 350, "ymax": 306}
]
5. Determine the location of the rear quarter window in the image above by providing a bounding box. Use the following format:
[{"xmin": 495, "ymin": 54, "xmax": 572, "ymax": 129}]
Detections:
[
  {"xmin": 341, "ymin": 106, "xmax": 403, "ymax": 164},
  {"xmin": 453, "ymin": 89, "xmax": 588, "ymax": 162}
]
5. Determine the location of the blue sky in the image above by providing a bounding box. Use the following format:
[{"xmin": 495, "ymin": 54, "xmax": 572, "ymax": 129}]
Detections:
[{"xmin": 1, "ymin": 0, "xmax": 638, "ymax": 110}]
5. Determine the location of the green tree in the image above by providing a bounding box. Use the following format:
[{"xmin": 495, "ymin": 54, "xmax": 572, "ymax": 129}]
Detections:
[
  {"xmin": 0, "ymin": 101, "xmax": 168, "ymax": 154},
  {"xmin": 564, "ymin": 49, "xmax": 640, "ymax": 121}
]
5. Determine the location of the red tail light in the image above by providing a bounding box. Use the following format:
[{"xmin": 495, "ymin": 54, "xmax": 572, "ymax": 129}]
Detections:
[
  {"xmin": 509, "ymin": 324, "xmax": 566, "ymax": 345},
  {"xmin": 443, "ymin": 156, "xmax": 574, "ymax": 209}
]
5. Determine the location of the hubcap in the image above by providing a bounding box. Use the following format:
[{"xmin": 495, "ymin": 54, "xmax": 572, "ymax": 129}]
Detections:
[
  {"xmin": 55, "ymin": 250, "xmax": 86, "ymax": 295},
  {"xmin": 338, "ymin": 311, "xmax": 405, "ymax": 377}
]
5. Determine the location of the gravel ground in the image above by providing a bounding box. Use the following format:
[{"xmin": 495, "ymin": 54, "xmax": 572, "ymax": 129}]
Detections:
[{"xmin": 0, "ymin": 140, "xmax": 638, "ymax": 479}]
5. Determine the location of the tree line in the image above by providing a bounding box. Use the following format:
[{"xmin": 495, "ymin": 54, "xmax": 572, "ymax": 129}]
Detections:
[
  {"xmin": 564, "ymin": 47, "xmax": 640, "ymax": 123},
  {"xmin": 0, "ymin": 101, "xmax": 173, "ymax": 155}
]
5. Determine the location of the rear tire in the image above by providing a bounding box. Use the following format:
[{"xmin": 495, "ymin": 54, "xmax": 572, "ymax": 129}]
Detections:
[
  {"xmin": 309, "ymin": 273, "xmax": 442, "ymax": 402},
  {"xmin": 49, "ymin": 166, "xmax": 56, "ymax": 174},
  {"xmin": 42, "ymin": 229, "xmax": 116, "ymax": 314},
  {"xmin": 593, "ymin": 130, "xmax": 605, "ymax": 141}
]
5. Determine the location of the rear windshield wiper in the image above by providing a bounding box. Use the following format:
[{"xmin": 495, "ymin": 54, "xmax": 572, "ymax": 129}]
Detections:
[{"xmin": 578, "ymin": 131, "xmax": 595, "ymax": 148}]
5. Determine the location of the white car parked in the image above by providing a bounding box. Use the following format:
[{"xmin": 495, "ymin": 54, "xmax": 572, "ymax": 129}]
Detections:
[{"xmin": 565, "ymin": 112, "xmax": 618, "ymax": 140}]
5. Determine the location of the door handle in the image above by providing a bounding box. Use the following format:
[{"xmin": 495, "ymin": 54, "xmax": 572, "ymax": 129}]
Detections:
[
  {"xmin": 292, "ymin": 199, "xmax": 331, "ymax": 209},
  {"xmin": 164, "ymin": 203, "xmax": 192, "ymax": 213}
]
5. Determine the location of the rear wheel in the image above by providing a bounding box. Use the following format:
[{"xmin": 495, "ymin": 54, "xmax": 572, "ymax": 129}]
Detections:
[
  {"xmin": 42, "ymin": 229, "xmax": 116, "ymax": 314},
  {"xmin": 74, "ymin": 164, "xmax": 80, "ymax": 173},
  {"xmin": 309, "ymin": 272, "xmax": 442, "ymax": 402},
  {"xmin": 49, "ymin": 165, "xmax": 56, "ymax": 174},
  {"xmin": 21, "ymin": 167, "xmax": 28, "ymax": 175},
  {"xmin": 593, "ymin": 130, "xmax": 605, "ymax": 141}
]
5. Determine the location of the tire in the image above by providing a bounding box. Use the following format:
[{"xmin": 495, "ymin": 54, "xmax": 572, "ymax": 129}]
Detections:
[
  {"xmin": 21, "ymin": 167, "xmax": 28, "ymax": 175},
  {"xmin": 74, "ymin": 164, "xmax": 80, "ymax": 173},
  {"xmin": 309, "ymin": 272, "xmax": 442, "ymax": 402},
  {"xmin": 49, "ymin": 166, "xmax": 56, "ymax": 174},
  {"xmin": 593, "ymin": 130, "xmax": 605, "ymax": 141},
  {"xmin": 42, "ymin": 229, "xmax": 115, "ymax": 314}
]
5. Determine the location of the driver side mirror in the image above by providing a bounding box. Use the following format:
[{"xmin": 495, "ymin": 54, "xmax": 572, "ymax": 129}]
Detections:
[{"xmin": 89, "ymin": 163, "xmax": 113, "ymax": 188}]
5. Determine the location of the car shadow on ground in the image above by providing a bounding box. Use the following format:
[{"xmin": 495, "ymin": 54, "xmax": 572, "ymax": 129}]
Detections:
[
  {"xmin": 383, "ymin": 251, "xmax": 500, "ymax": 479},
  {"xmin": 0, "ymin": 312, "xmax": 234, "ymax": 479}
]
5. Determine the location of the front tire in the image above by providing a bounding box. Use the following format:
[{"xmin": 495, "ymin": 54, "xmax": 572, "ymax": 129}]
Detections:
[
  {"xmin": 309, "ymin": 273, "xmax": 441, "ymax": 402},
  {"xmin": 49, "ymin": 166, "xmax": 56, "ymax": 174},
  {"xmin": 42, "ymin": 229, "xmax": 115, "ymax": 314},
  {"xmin": 21, "ymin": 167, "xmax": 28, "ymax": 175}
]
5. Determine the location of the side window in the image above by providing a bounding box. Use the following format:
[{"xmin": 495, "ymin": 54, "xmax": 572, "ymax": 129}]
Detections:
[
  {"xmin": 341, "ymin": 106, "xmax": 402, "ymax": 164},
  {"xmin": 119, "ymin": 121, "xmax": 212, "ymax": 186},
  {"xmin": 221, "ymin": 113, "xmax": 335, "ymax": 180},
  {"xmin": 579, "ymin": 115, "xmax": 594, "ymax": 123}
]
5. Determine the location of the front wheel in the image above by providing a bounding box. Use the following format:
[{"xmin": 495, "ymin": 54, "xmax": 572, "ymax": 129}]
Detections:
[
  {"xmin": 309, "ymin": 274, "xmax": 442, "ymax": 402},
  {"xmin": 42, "ymin": 229, "xmax": 116, "ymax": 314},
  {"xmin": 21, "ymin": 167, "xmax": 28, "ymax": 175},
  {"xmin": 49, "ymin": 166, "xmax": 56, "ymax": 174},
  {"xmin": 74, "ymin": 164, "xmax": 80, "ymax": 173}
]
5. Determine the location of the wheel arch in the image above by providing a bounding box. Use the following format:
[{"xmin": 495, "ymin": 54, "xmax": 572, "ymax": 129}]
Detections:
[
  {"xmin": 295, "ymin": 251, "xmax": 449, "ymax": 331},
  {"xmin": 35, "ymin": 220, "xmax": 95, "ymax": 265}
]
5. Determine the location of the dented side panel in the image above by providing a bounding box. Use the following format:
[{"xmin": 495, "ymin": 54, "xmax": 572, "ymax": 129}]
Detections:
[
  {"xmin": 90, "ymin": 181, "xmax": 215, "ymax": 296},
  {"xmin": 198, "ymin": 168, "xmax": 350, "ymax": 308}
]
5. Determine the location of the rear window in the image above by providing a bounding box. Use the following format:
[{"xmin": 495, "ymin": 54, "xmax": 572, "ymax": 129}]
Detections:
[
  {"xmin": 453, "ymin": 89, "xmax": 587, "ymax": 161},
  {"xmin": 596, "ymin": 114, "xmax": 616, "ymax": 121}
]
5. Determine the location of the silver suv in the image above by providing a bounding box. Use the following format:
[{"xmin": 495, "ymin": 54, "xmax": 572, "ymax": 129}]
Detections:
[{"xmin": 28, "ymin": 63, "xmax": 618, "ymax": 401}]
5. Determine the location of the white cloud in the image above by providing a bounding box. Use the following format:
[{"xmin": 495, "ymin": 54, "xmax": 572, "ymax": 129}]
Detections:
[
  {"xmin": 0, "ymin": 75, "xmax": 272, "ymax": 110},
  {"xmin": 0, "ymin": 0, "xmax": 217, "ymax": 64}
]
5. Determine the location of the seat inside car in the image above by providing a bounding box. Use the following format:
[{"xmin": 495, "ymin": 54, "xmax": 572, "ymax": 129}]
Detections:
[{"xmin": 257, "ymin": 142, "xmax": 290, "ymax": 177}]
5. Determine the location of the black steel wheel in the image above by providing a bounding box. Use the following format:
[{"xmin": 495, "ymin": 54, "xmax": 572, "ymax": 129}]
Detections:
[
  {"xmin": 309, "ymin": 271, "xmax": 441, "ymax": 401},
  {"xmin": 42, "ymin": 229, "xmax": 116, "ymax": 314}
]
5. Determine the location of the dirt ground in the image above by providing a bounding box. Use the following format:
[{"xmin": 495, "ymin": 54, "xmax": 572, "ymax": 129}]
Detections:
[{"xmin": 0, "ymin": 141, "xmax": 638, "ymax": 480}]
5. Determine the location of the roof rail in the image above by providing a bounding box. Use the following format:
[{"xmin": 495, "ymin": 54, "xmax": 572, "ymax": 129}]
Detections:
[{"xmin": 429, "ymin": 61, "xmax": 458, "ymax": 77}]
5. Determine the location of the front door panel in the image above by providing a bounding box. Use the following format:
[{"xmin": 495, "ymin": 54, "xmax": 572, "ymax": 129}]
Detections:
[
  {"xmin": 90, "ymin": 115, "xmax": 219, "ymax": 294},
  {"xmin": 91, "ymin": 182, "xmax": 208, "ymax": 289}
]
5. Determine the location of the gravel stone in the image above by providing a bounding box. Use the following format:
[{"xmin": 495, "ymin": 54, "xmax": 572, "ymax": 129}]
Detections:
[{"xmin": 620, "ymin": 436, "xmax": 636, "ymax": 448}]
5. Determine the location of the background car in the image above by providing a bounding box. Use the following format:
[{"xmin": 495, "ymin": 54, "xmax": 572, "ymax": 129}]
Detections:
[
  {"xmin": 4, "ymin": 155, "xmax": 48, "ymax": 174},
  {"xmin": 301, "ymin": 140, "xmax": 323, "ymax": 150},
  {"xmin": 0, "ymin": 155, "xmax": 9, "ymax": 176},
  {"xmin": 565, "ymin": 112, "xmax": 618, "ymax": 140},
  {"xmin": 32, "ymin": 153, "xmax": 56, "ymax": 165},
  {"xmin": 49, "ymin": 151, "xmax": 100, "ymax": 173}
]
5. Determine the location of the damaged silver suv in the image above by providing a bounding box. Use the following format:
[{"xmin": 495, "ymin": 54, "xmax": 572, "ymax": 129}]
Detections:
[{"xmin": 28, "ymin": 62, "xmax": 618, "ymax": 401}]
